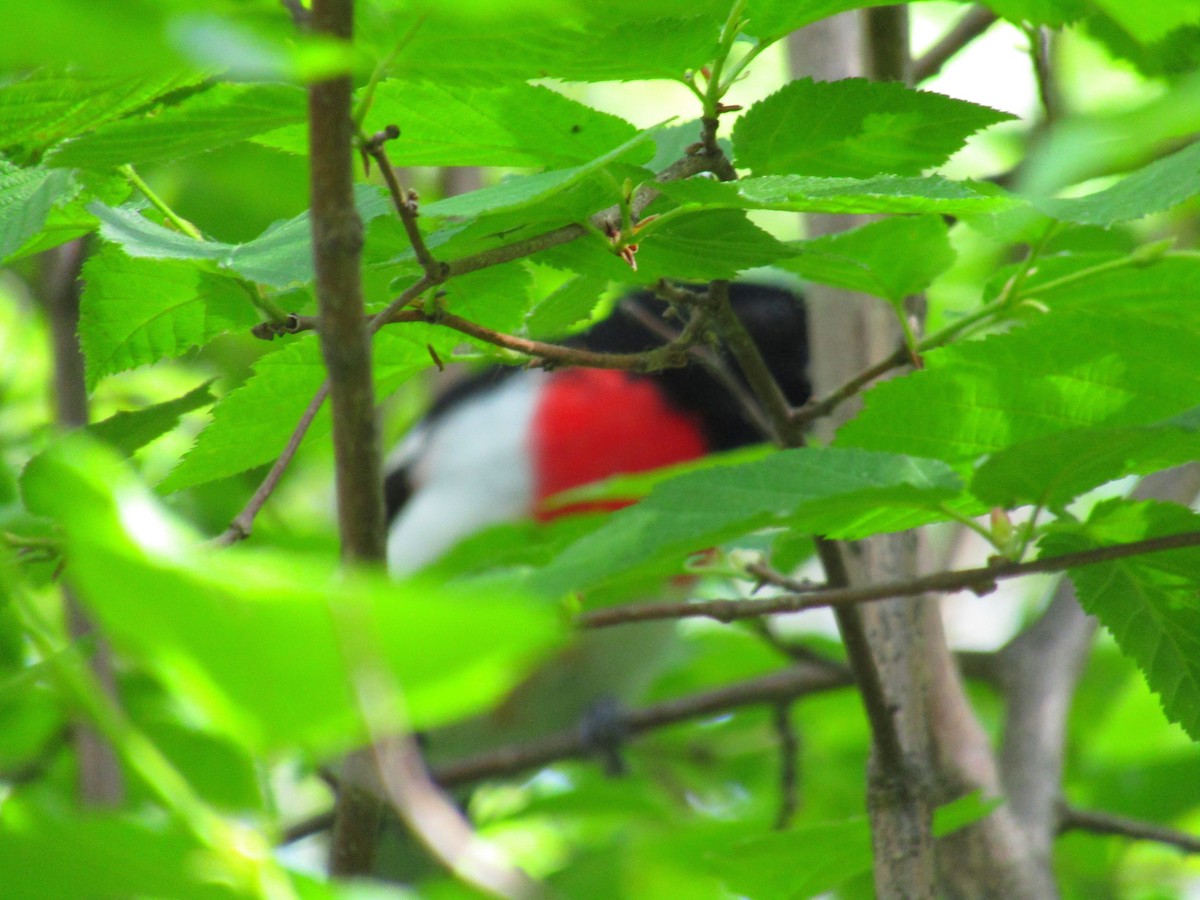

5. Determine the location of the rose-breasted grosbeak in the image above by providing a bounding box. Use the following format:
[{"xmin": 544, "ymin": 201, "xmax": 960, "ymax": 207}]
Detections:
[{"xmin": 383, "ymin": 282, "xmax": 810, "ymax": 760}]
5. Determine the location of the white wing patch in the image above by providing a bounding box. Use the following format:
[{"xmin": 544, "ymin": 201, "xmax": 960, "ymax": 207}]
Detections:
[{"xmin": 386, "ymin": 371, "xmax": 543, "ymax": 574}]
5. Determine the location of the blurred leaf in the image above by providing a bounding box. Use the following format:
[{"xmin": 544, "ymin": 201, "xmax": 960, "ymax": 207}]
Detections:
[
  {"xmin": 0, "ymin": 161, "xmax": 78, "ymax": 262},
  {"xmin": 536, "ymin": 448, "xmax": 962, "ymax": 594},
  {"xmin": 838, "ymin": 257, "xmax": 1200, "ymax": 464},
  {"xmin": 22, "ymin": 438, "xmax": 562, "ymax": 753},
  {"xmin": 1034, "ymin": 140, "xmax": 1200, "ymax": 226},
  {"xmin": 932, "ymin": 790, "xmax": 1004, "ymax": 837},
  {"xmin": 160, "ymin": 326, "xmax": 453, "ymax": 492},
  {"xmin": 972, "ymin": 406, "xmax": 1200, "ymax": 509},
  {"xmin": 743, "ymin": 0, "xmax": 926, "ymax": 38},
  {"xmin": 47, "ymin": 83, "xmax": 307, "ymax": 170},
  {"xmin": 655, "ymin": 174, "xmax": 1015, "ymax": 215},
  {"xmin": 983, "ymin": 0, "xmax": 1087, "ymax": 26},
  {"xmin": 524, "ymin": 275, "xmax": 607, "ymax": 338},
  {"xmin": 1020, "ymin": 69, "xmax": 1200, "ymax": 194},
  {"xmin": 0, "ymin": 800, "xmax": 235, "ymax": 900},
  {"xmin": 732, "ymin": 78, "xmax": 1014, "ymax": 178},
  {"xmin": 1089, "ymin": 0, "xmax": 1200, "ymax": 43},
  {"xmin": 78, "ymin": 249, "xmax": 257, "ymax": 389},
  {"xmin": 91, "ymin": 183, "xmax": 392, "ymax": 287},
  {"xmin": 1041, "ymin": 499, "xmax": 1200, "ymax": 740},
  {"xmin": 779, "ymin": 214, "xmax": 955, "ymax": 304},
  {"xmin": 702, "ymin": 818, "xmax": 873, "ymax": 899},
  {"xmin": 88, "ymin": 380, "xmax": 218, "ymax": 455},
  {"xmin": 1084, "ymin": 13, "xmax": 1200, "ymax": 78}
]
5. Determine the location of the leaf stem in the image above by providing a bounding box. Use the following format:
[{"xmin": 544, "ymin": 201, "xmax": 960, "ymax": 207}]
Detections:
[{"xmin": 119, "ymin": 165, "xmax": 203, "ymax": 240}]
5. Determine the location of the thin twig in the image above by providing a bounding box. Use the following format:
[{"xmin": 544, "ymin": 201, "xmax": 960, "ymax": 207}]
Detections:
[
  {"xmin": 360, "ymin": 130, "xmax": 448, "ymax": 283},
  {"xmin": 210, "ymin": 383, "xmax": 331, "ymax": 548},
  {"xmin": 772, "ymin": 701, "xmax": 800, "ymax": 830},
  {"xmin": 281, "ymin": 661, "xmax": 853, "ymax": 845},
  {"xmin": 791, "ymin": 345, "xmax": 908, "ymax": 430},
  {"xmin": 911, "ymin": 6, "xmax": 999, "ymax": 84},
  {"xmin": 1059, "ymin": 804, "xmax": 1200, "ymax": 854},
  {"xmin": 268, "ymin": 306, "xmax": 709, "ymax": 373},
  {"xmin": 580, "ymin": 528, "xmax": 1200, "ymax": 629}
]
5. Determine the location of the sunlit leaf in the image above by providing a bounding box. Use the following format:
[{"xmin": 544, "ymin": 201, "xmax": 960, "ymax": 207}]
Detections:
[
  {"xmin": 779, "ymin": 214, "xmax": 955, "ymax": 303},
  {"xmin": 22, "ymin": 438, "xmax": 562, "ymax": 754},
  {"xmin": 733, "ymin": 78, "xmax": 1014, "ymax": 178},
  {"xmin": 1042, "ymin": 499, "xmax": 1200, "ymax": 740},
  {"xmin": 79, "ymin": 249, "xmax": 257, "ymax": 389},
  {"xmin": 47, "ymin": 83, "xmax": 307, "ymax": 170},
  {"xmin": 536, "ymin": 447, "xmax": 962, "ymax": 594},
  {"xmin": 0, "ymin": 161, "xmax": 78, "ymax": 262},
  {"xmin": 838, "ymin": 257, "xmax": 1200, "ymax": 465},
  {"xmin": 973, "ymin": 407, "xmax": 1200, "ymax": 509},
  {"xmin": 655, "ymin": 173, "xmax": 1015, "ymax": 215}
]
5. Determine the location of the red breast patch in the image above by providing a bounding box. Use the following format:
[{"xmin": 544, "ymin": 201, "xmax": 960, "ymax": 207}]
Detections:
[{"xmin": 531, "ymin": 369, "xmax": 709, "ymax": 521}]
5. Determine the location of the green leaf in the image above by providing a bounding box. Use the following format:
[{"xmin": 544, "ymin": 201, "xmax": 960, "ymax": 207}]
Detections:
[
  {"xmin": 90, "ymin": 183, "xmax": 392, "ymax": 288},
  {"xmin": 635, "ymin": 209, "xmax": 794, "ymax": 279},
  {"xmin": 159, "ymin": 327, "xmax": 451, "ymax": 492},
  {"xmin": 361, "ymin": 3, "xmax": 725, "ymax": 85},
  {"xmin": 0, "ymin": 68, "xmax": 204, "ymax": 151},
  {"xmin": 732, "ymin": 78, "xmax": 1014, "ymax": 178},
  {"xmin": 1089, "ymin": 0, "xmax": 1200, "ymax": 43},
  {"xmin": 47, "ymin": 83, "xmax": 307, "ymax": 170},
  {"xmin": 78, "ymin": 248, "xmax": 257, "ymax": 390},
  {"xmin": 0, "ymin": 160, "xmax": 78, "ymax": 262},
  {"xmin": 984, "ymin": 0, "xmax": 1087, "ymax": 27},
  {"xmin": 524, "ymin": 275, "xmax": 607, "ymax": 338},
  {"xmin": 88, "ymin": 380, "xmax": 218, "ymax": 456},
  {"xmin": 973, "ymin": 407, "xmax": 1200, "ymax": 509},
  {"xmin": 0, "ymin": 801, "xmax": 235, "ymax": 900},
  {"xmin": 264, "ymin": 80, "xmax": 639, "ymax": 169},
  {"xmin": 1041, "ymin": 499, "xmax": 1200, "ymax": 740},
  {"xmin": 438, "ymin": 262, "xmax": 535, "ymax": 335},
  {"xmin": 1020, "ymin": 71, "xmax": 1200, "ymax": 195},
  {"xmin": 422, "ymin": 126, "xmax": 659, "ymax": 220},
  {"xmin": 743, "ymin": 0, "xmax": 919, "ymax": 38},
  {"xmin": 933, "ymin": 790, "xmax": 1004, "ymax": 838},
  {"xmin": 22, "ymin": 437, "xmax": 562, "ymax": 754},
  {"xmin": 536, "ymin": 447, "xmax": 962, "ymax": 594},
  {"xmin": 3, "ymin": 169, "xmax": 128, "ymax": 264},
  {"xmin": 1034, "ymin": 140, "xmax": 1200, "ymax": 226},
  {"xmin": 702, "ymin": 818, "xmax": 873, "ymax": 899},
  {"xmin": 655, "ymin": 173, "xmax": 1015, "ymax": 215},
  {"xmin": 779, "ymin": 214, "xmax": 955, "ymax": 303},
  {"xmin": 838, "ymin": 257, "xmax": 1200, "ymax": 464}
]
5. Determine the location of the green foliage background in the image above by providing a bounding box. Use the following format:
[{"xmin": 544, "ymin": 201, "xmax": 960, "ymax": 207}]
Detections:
[{"xmin": 2, "ymin": 0, "xmax": 1200, "ymax": 897}]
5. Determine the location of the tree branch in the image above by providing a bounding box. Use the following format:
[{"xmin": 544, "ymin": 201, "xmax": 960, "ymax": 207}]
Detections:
[
  {"xmin": 580, "ymin": 527, "xmax": 1200, "ymax": 628},
  {"xmin": 911, "ymin": 5, "xmax": 999, "ymax": 84},
  {"xmin": 283, "ymin": 661, "xmax": 853, "ymax": 845},
  {"xmin": 1059, "ymin": 804, "xmax": 1200, "ymax": 854},
  {"xmin": 41, "ymin": 239, "xmax": 125, "ymax": 808},
  {"xmin": 259, "ymin": 305, "xmax": 710, "ymax": 373}
]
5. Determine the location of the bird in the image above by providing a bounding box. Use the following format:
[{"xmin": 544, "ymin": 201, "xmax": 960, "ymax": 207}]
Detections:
[{"xmin": 381, "ymin": 282, "xmax": 811, "ymax": 765}]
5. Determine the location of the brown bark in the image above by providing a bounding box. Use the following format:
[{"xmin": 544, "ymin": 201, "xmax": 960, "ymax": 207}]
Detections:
[{"xmin": 42, "ymin": 239, "xmax": 125, "ymax": 808}]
